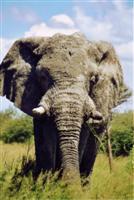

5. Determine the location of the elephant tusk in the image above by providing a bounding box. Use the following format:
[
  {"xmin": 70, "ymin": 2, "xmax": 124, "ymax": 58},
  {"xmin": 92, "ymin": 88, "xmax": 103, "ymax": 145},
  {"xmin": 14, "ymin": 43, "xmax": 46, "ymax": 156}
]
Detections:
[
  {"xmin": 32, "ymin": 106, "xmax": 46, "ymax": 116},
  {"xmin": 32, "ymin": 88, "xmax": 53, "ymax": 116},
  {"xmin": 84, "ymin": 96, "xmax": 103, "ymax": 121},
  {"xmin": 90, "ymin": 110, "xmax": 103, "ymax": 120},
  {"xmin": 32, "ymin": 99, "xmax": 50, "ymax": 116}
]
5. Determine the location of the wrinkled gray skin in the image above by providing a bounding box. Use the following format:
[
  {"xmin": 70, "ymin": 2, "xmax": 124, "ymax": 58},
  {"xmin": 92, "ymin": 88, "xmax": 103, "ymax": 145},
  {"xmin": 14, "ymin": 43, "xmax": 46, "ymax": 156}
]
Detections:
[{"xmin": 0, "ymin": 33, "xmax": 128, "ymax": 183}]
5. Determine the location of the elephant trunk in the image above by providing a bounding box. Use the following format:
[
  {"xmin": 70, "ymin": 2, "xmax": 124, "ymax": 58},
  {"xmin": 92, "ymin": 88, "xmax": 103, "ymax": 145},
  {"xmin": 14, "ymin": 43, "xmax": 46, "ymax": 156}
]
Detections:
[
  {"xmin": 52, "ymin": 89, "xmax": 85, "ymax": 179},
  {"xmin": 56, "ymin": 115, "xmax": 82, "ymax": 173}
]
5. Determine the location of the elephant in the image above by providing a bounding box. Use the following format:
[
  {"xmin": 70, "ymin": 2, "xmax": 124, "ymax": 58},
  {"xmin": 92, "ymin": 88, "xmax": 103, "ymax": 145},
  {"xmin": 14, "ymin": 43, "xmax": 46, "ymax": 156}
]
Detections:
[{"xmin": 0, "ymin": 33, "xmax": 129, "ymax": 184}]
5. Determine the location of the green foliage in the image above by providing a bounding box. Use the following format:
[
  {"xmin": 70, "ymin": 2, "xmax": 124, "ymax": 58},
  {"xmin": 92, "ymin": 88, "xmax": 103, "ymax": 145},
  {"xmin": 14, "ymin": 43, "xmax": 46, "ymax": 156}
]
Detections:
[
  {"xmin": 125, "ymin": 148, "xmax": 134, "ymax": 174},
  {"xmin": 0, "ymin": 151, "xmax": 133, "ymax": 200},
  {"xmin": 0, "ymin": 108, "xmax": 33, "ymax": 143},
  {"xmin": 101, "ymin": 111, "xmax": 134, "ymax": 156},
  {"xmin": 0, "ymin": 108, "xmax": 15, "ymax": 128}
]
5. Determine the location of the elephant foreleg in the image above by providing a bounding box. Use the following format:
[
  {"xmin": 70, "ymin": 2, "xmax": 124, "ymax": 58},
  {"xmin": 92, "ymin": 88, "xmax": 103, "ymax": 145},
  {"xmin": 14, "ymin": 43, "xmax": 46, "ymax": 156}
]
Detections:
[
  {"xmin": 33, "ymin": 117, "xmax": 58, "ymax": 178},
  {"xmin": 80, "ymin": 132, "xmax": 99, "ymax": 178}
]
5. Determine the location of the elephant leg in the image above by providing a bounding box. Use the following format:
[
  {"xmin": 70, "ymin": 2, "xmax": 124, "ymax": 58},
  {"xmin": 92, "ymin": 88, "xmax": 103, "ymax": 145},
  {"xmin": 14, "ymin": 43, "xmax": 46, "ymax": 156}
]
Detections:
[
  {"xmin": 79, "ymin": 123, "xmax": 106, "ymax": 181},
  {"xmin": 79, "ymin": 124, "xmax": 90, "ymax": 166},
  {"xmin": 79, "ymin": 124, "xmax": 103, "ymax": 187},
  {"xmin": 80, "ymin": 132, "xmax": 99, "ymax": 178},
  {"xmin": 33, "ymin": 117, "xmax": 58, "ymax": 178}
]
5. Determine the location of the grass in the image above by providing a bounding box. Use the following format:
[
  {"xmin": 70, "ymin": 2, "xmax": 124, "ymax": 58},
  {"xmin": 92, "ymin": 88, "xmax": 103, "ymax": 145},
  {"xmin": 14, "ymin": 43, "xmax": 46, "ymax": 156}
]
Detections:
[{"xmin": 0, "ymin": 141, "xmax": 133, "ymax": 200}]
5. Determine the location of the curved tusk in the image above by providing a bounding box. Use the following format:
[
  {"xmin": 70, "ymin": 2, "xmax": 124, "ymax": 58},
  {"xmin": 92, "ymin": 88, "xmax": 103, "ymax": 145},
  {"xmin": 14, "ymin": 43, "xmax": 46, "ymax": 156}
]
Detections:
[
  {"xmin": 32, "ymin": 106, "xmax": 46, "ymax": 116},
  {"xmin": 84, "ymin": 96, "xmax": 103, "ymax": 121},
  {"xmin": 32, "ymin": 91, "xmax": 51, "ymax": 116},
  {"xmin": 90, "ymin": 110, "xmax": 103, "ymax": 120}
]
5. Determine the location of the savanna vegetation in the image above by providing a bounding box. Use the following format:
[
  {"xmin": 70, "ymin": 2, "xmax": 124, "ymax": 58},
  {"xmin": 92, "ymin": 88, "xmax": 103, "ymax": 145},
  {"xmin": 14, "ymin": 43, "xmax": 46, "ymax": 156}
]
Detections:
[
  {"xmin": 101, "ymin": 111, "xmax": 133, "ymax": 156},
  {"xmin": 0, "ymin": 108, "xmax": 133, "ymax": 199}
]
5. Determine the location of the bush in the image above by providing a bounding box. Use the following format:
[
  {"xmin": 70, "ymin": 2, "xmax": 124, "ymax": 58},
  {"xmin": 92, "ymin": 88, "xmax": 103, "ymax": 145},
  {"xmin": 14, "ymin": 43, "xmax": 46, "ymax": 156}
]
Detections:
[
  {"xmin": 110, "ymin": 128, "xmax": 133, "ymax": 156},
  {"xmin": 1, "ymin": 116, "xmax": 33, "ymax": 143},
  {"xmin": 100, "ymin": 111, "xmax": 134, "ymax": 156},
  {"xmin": 0, "ymin": 107, "xmax": 24, "ymax": 132}
]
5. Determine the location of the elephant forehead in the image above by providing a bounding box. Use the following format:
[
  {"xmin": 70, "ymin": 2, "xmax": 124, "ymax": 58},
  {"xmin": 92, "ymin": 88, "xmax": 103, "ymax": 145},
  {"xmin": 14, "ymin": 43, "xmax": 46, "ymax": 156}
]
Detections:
[
  {"xmin": 38, "ymin": 50, "xmax": 89, "ymax": 78},
  {"xmin": 35, "ymin": 33, "xmax": 88, "ymax": 53}
]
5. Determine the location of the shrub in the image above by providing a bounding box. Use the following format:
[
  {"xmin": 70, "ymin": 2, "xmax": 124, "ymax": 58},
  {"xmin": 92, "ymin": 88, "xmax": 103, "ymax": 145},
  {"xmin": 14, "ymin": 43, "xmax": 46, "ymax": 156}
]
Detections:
[
  {"xmin": 100, "ymin": 111, "xmax": 134, "ymax": 156},
  {"xmin": 1, "ymin": 116, "xmax": 33, "ymax": 143},
  {"xmin": 110, "ymin": 128, "xmax": 133, "ymax": 156},
  {"xmin": 0, "ymin": 107, "xmax": 24, "ymax": 132}
]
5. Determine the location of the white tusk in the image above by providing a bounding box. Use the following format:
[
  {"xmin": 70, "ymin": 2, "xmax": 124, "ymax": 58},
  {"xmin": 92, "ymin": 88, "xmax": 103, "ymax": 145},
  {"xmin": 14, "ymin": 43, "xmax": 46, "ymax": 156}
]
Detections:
[{"xmin": 32, "ymin": 106, "xmax": 46, "ymax": 115}]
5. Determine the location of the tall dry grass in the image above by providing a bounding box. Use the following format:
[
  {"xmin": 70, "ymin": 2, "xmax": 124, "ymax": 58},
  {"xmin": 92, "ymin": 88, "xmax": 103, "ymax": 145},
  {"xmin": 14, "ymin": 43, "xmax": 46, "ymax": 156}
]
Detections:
[{"xmin": 0, "ymin": 141, "xmax": 133, "ymax": 200}]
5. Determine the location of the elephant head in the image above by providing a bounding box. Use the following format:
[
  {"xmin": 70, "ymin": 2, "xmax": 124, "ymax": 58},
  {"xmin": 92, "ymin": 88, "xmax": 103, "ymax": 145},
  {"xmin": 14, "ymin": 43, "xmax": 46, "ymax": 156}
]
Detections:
[{"xmin": 0, "ymin": 33, "xmax": 128, "ymax": 179}]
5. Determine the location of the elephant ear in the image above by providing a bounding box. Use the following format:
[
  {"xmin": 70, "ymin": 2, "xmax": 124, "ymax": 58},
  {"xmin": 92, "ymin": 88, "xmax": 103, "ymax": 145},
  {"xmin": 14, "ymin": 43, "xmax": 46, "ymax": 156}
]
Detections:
[
  {"xmin": 95, "ymin": 41, "xmax": 132, "ymax": 107},
  {"xmin": 87, "ymin": 41, "xmax": 131, "ymax": 117},
  {"xmin": 0, "ymin": 37, "xmax": 45, "ymax": 116}
]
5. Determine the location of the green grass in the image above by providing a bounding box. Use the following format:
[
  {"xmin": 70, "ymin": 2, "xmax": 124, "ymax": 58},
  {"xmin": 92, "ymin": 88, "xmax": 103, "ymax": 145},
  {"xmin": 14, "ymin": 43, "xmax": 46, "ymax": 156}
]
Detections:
[{"xmin": 0, "ymin": 141, "xmax": 133, "ymax": 200}]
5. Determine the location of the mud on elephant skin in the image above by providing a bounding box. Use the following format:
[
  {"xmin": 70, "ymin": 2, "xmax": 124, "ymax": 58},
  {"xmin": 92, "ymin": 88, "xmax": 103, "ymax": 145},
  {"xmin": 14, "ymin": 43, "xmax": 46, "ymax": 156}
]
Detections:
[{"xmin": 0, "ymin": 33, "xmax": 129, "ymax": 183}]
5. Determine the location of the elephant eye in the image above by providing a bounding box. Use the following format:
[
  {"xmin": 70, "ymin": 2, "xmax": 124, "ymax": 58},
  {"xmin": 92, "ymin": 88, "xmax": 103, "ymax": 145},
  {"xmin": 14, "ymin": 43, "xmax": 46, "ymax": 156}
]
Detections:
[
  {"xmin": 111, "ymin": 77, "xmax": 118, "ymax": 88},
  {"xmin": 90, "ymin": 74, "xmax": 99, "ymax": 84},
  {"xmin": 89, "ymin": 74, "xmax": 99, "ymax": 95}
]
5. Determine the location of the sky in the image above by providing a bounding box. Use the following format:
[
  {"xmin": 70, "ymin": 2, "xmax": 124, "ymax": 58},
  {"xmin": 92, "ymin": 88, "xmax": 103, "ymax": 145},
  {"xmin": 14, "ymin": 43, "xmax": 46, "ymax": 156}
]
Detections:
[{"xmin": 0, "ymin": 0, "xmax": 133, "ymax": 112}]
